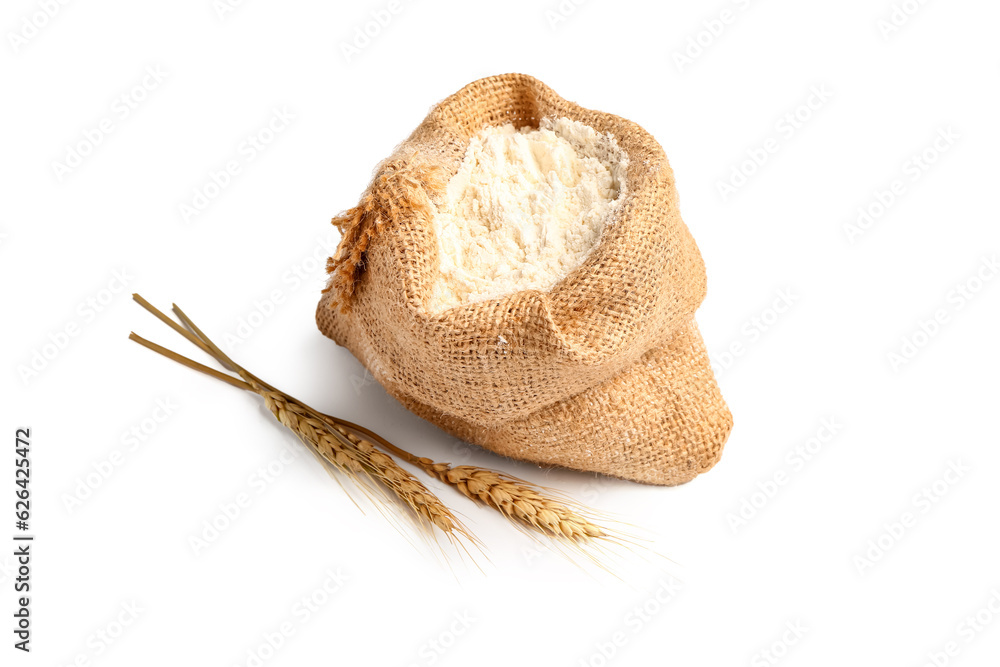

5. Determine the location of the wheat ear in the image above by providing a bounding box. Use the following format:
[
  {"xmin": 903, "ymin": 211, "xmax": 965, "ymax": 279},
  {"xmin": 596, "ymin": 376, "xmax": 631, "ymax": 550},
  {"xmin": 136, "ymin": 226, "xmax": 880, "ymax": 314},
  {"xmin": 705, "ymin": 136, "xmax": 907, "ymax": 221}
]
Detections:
[
  {"xmin": 426, "ymin": 462, "xmax": 606, "ymax": 541},
  {"xmin": 326, "ymin": 418, "xmax": 611, "ymax": 543},
  {"xmin": 256, "ymin": 383, "xmax": 463, "ymax": 532},
  {"xmin": 128, "ymin": 296, "xmax": 473, "ymax": 546},
  {"xmin": 129, "ymin": 293, "xmax": 622, "ymax": 556}
]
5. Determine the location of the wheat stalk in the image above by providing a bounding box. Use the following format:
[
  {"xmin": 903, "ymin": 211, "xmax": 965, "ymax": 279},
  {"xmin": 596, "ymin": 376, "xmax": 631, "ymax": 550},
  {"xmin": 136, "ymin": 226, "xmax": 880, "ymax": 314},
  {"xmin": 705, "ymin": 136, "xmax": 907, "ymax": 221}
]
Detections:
[
  {"xmin": 128, "ymin": 296, "xmax": 473, "ymax": 547},
  {"xmin": 252, "ymin": 381, "xmax": 465, "ymax": 536},
  {"xmin": 128, "ymin": 293, "xmax": 622, "ymax": 559}
]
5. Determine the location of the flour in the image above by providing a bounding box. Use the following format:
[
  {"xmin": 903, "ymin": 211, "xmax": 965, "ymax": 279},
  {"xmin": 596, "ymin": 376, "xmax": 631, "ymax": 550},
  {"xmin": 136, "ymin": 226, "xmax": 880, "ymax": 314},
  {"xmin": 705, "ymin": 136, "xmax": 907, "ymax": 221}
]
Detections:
[{"xmin": 427, "ymin": 117, "xmax": 628, "ymax": 312}]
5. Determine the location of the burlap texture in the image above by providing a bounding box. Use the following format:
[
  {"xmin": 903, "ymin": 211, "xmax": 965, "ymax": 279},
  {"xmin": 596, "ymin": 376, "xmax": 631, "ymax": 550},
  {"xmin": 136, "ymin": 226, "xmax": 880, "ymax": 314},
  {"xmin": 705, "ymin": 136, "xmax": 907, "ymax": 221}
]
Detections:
[{"xmin": 317, "ymin": 73, "xmax": 732, "ymax": 485}]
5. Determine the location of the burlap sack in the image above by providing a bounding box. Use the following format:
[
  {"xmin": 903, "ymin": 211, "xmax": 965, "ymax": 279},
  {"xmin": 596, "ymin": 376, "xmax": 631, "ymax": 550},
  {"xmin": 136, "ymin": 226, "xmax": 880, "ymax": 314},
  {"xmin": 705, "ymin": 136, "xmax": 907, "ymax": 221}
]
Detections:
[{"xmin": 316, "ymin": 73, "xmax": 732, "ymax": 485}]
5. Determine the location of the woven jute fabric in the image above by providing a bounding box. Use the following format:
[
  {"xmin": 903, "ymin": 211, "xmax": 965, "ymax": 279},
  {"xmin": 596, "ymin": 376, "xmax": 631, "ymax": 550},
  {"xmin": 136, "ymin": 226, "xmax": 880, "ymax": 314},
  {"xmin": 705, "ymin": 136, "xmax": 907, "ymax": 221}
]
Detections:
[{"xmin": 316, "ymin": 73, "xmax": 732, "ymax": 485}]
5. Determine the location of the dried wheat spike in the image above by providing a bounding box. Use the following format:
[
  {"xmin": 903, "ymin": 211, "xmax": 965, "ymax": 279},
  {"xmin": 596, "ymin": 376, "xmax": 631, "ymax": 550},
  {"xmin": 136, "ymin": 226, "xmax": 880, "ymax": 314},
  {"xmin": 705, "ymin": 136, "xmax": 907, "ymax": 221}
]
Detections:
[
  {"xmin": 416, "ymin": 459, "xmax": 606, "ymax": 542},
  {"xmin": 253, "ymin": 384, "xmax": 465, "ymax": 540}
]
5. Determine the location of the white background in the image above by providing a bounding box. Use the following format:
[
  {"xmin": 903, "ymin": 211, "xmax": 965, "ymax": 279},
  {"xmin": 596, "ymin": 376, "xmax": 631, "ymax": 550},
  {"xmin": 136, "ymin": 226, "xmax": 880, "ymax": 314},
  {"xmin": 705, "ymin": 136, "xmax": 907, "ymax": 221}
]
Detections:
[{"xmin": 2, "ymin": 0, "xmax": 999, "ymax": 665}]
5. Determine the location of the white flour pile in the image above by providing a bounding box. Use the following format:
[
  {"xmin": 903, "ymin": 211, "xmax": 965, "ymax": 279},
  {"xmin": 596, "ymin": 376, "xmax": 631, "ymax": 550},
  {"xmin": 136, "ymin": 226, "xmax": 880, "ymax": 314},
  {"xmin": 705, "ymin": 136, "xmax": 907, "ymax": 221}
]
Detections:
[{"xmin": 427, "ymin": 117, "xmax": 628, "ymax": 312}]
